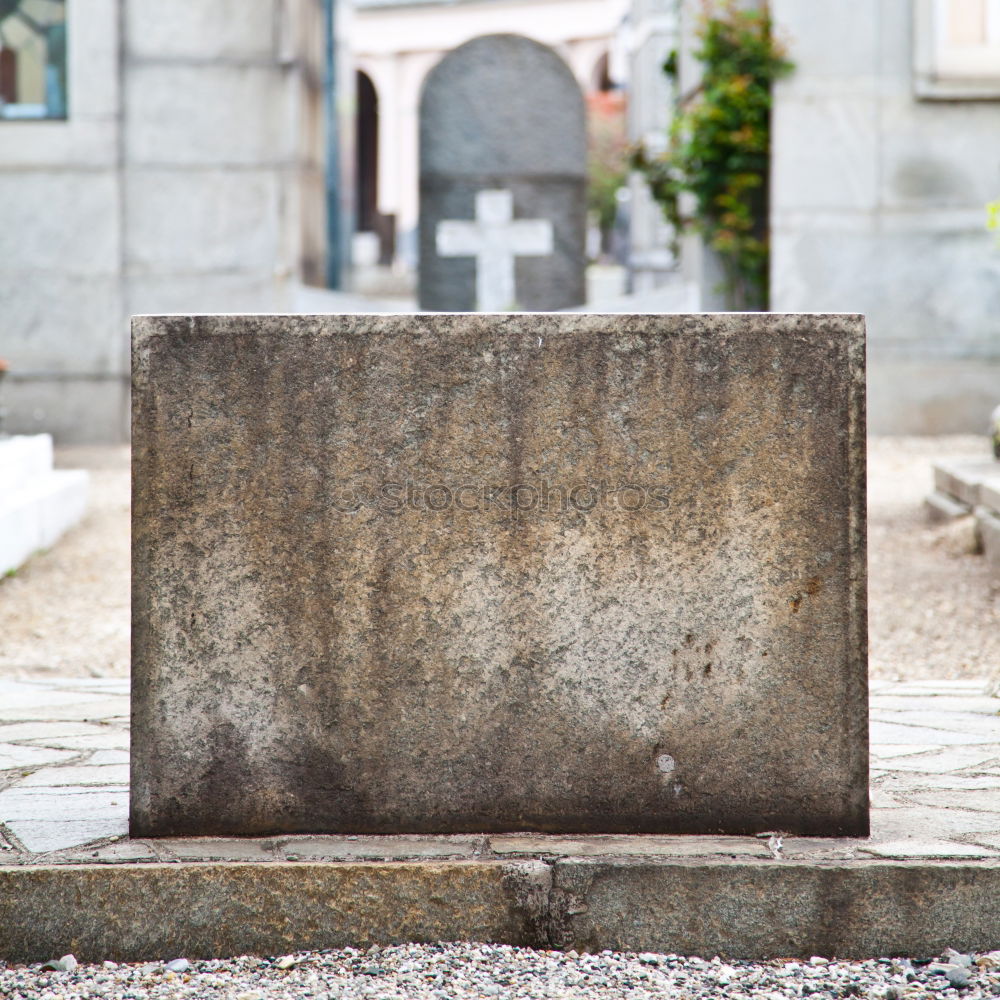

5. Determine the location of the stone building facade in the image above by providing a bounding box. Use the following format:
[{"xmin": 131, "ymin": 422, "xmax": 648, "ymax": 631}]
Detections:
[
  {"xmin": 769, "ymin": 0, "xmax": 1000, "ymax": 434},
  {"xmin": 5, "ymin": 0, "xmax": 997, "ymax": 440},
  {"xmin": 1, "ymin": 1, "xmax": 329, "ymax": 443},
  {"xmin": 654, "ymin": 0, "xmax": 1000, "ymax": 433}
]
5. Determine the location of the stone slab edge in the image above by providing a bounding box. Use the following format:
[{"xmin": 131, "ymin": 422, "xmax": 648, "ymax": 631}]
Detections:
[
  {"xmin": 977, "ymin": 507, "xmax": 1000, "ymax": 577},
  {"xmin": 924, "ymin": 490, "xmax": 971, "ymax": 523},
  {"xmin": 548, "ymin": 858, "xmax": 1000, "ymax": 958},
  {"xmin": 0, "ymin": 469, "xmax": 89, "ymax": 576},
  {"xmin": 0, "ymin": 861, "xmax": 550, "ymax": 964},
  {"xmin": 980, "ymin": 477, "xmax": 1000, "ymax": 515},
  {"xmin": 934, "ymin": 462, "xmax": 1000, "ymax": 507},
  {"xmin": 2, "ymin": 858, "xmax": 1000, "ymax": 963}
]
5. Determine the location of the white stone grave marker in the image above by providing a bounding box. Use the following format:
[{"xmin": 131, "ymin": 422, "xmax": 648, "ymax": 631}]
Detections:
[{"xmin": 435, "ymin": 190, "xmax": 553, "ymax": 311}]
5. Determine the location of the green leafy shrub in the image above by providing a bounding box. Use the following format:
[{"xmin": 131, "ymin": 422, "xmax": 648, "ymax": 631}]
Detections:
[
  {"xmin": 988, "ymin": 200, "xmax": 1000, "ymax": 242},
  {"xmin": 633, "ymin": 2, "xmax": 793, "ymax": 308}
]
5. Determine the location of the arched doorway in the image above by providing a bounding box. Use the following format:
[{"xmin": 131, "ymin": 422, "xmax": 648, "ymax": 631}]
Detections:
[
  {"xmin": 591, "ymin": 51, "xmax": 615, "ymax": 94},
  {"xmin": 355, "ymin": 70, "xmax": 378, "ymax": 235},
  {"xmin": 585, "ymin": 52, "xmax": 627, "ymax": 261},
  {"xmin": 355, "ymin": 69, "xmax": 394, "ymax": 266}
]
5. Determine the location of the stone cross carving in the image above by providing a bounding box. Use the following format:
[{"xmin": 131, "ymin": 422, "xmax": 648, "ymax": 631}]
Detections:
[{"xmin": 435, "ymin": 190, "xmax": 554, "ymax": 311}]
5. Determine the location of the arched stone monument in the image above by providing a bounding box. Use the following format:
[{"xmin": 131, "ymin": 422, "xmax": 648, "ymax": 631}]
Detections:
[{"xmin": 418, "ymin": 34, "xmax": 587, "ymax": 311}]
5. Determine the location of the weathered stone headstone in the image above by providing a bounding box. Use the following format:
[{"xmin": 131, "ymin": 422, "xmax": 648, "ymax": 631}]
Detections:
[
  {"xmin": 131, "ymin": 312, "xmax": 868, "ymax": 838},
  {"xmin": 418, "ymin": 34, "xmax": 586, "ymax": 311}
]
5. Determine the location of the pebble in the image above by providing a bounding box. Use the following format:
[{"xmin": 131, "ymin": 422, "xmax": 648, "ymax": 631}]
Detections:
[
  {"xmin": 947, "ymin": 950, "xmax": 976, "ymax": 969},
  {"xmin": 946, "ymin": 965, "xmax": 972, "ymax": 988},
  {"xmin": 4, "ymin": 944, "xmax": 1000, "ymax": 999},
  {"xmin": 39, "ymin": 954, "xmax": 78, "ymax": 973}
]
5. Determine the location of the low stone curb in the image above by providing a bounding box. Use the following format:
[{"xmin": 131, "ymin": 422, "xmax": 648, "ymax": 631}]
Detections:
[
  {"xmin": 924, "ymin": 489, "xmax": 971, "ymax": 522},
  {"xmin": 933, "ymin": 461, "xmax": 1000, "ymax": 509},
  {"xmin": 2, "ymin": 857, "xmax": 1000, "ymax": 964},
  {"xmin": 977, "ymin": 506, "xmax": 1000, "ymax": 577}
]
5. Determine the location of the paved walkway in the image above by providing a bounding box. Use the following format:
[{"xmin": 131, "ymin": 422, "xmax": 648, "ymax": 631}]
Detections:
[{"xmin": 1, "ymin": 677, "xmax": 998, "ymax": 863}]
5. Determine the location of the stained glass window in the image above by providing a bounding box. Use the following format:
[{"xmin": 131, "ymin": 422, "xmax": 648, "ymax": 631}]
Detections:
[{"xmin": 0, "ymin": 0, "xmax": 66, "ymax": 120}]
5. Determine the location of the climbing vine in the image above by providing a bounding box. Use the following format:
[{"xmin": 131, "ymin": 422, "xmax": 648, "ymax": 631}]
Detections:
[
  {"xmin": 988, "ymin": 199, "xmax": 1000, "ymax": 244},
  {"xmin": 632, "ymin": 2, "xmax": 793, "ymax": 309},
  {"xmin": 587, "ymin": 91, "xmax": 629, "ymax": 257}
]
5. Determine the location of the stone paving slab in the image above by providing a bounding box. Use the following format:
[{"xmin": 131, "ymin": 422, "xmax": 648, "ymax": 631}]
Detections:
[
  {"xmin": 872, "ymin": 747, "xmax": 1000, "ymax": 774},
  {"xmin": 0, "ymin": 744, "xmax": 77, "ymax": 770},
  {"xmin": 869, "ymin": 720, "xmax": 995, "ymax": 744},
  {"xmin": 0, "ymin": 435, "xmax": 90, "ymax": 576},
  {"xmin": 0, "ymin": 677, "xmax": 999, "ymax": 961},
  {"xmin": 870, "ymin": 678, "xmax": 991, "ymax": 693},
  {"xmin": 18, "ymin": 763, "xmax": 131, "ymax": 787},
  {"xmin": 870, "ymin": 709, "xmax": 1000, "ymax": 736},
  {"xmin": 0, "ymin": 677, "xmax": 998, "ymax": 861},
  {"xmin": 870, "ymin": 695, "xmax": 1000, "ymax": 713},
  {"xmin": 0, "ymin": 684, "xmax": 129, "ymax": 723}
]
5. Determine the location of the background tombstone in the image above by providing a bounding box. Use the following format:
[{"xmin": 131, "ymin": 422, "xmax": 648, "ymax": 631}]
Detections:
[{"xmin": 418, "ymin": 34, "xmax": 587, "ymax": 311}]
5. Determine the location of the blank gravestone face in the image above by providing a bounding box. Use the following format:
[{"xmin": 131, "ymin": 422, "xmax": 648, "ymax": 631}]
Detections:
[
  {"xmin": 418, "ymin": 34, "xmax": 586, "ymax": 311},
  {"xmin": 130, "ymin": 313, "xmax": 868, "ymax": 838}
]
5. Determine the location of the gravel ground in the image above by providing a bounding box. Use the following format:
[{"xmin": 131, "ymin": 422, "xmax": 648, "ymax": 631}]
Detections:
[
  {"xmin": 2, "ymin": 945, "xmax": 1000, "ymax": 1000},
  {"xmin": 866, "ymin": 436, "xmax": 1000, "ymax": 681},
  {"xmin": 0, "ymin": 446, "xmax": 130, "ymax": 677},
  {"xmin": 0, "ymin": 437, "xmax": 997, "ymax": 682}
]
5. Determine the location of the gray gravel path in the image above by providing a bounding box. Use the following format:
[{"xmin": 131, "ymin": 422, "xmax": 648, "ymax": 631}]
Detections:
[{"xmin": 4, "ymin": 944, "xmax": 1000, "ymax": 999}]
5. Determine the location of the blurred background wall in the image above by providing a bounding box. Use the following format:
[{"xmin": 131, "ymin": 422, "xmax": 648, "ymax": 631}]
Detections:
[
  {"xmin": 1, "ymin": 0, "xmax": 997, "ymax": 442},
  {"xmin": 769, "ymin": 0, "xmax": 1000, "ymax": 434},
  {"xmin": 1, "ymin": 0, "xmax": 329, "ymax": 443}
]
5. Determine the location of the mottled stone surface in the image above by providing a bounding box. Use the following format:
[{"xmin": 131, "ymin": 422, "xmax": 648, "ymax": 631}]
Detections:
[
  {"xmin": 547, "ymin": 858, "xmax": 1000, "ymax": 959},
  {"xmin": 131, "ymin": 312, "xmax": 867, "ymax": 837},
  {"xmin": 0, "ymin": 861, "xmax": 550, "ymax": 962},
  {"xmin": 5, "ymin": 857, "xmax": 1000, "ymax": 963},
  {"xmin": 418, "ymin": 34, "xmax": 586, "ymax": 311}
]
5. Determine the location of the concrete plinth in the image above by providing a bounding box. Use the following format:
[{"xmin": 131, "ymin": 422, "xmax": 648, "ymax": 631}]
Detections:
[{"xmin": 0, "ymin": 435, "xmax": 88, "ymax": 575}]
